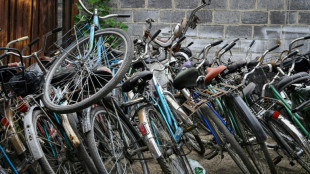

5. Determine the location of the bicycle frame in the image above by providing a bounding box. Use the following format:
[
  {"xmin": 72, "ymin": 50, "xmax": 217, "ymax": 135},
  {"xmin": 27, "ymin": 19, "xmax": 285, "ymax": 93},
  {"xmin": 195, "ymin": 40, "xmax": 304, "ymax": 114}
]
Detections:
[
  {"xmin": 190, "ymin": 89, "xmax": 234, "ymax": 145},
  {"xmin": 149, "ymin": 76, "xmax": 182, "ymax": 143}
]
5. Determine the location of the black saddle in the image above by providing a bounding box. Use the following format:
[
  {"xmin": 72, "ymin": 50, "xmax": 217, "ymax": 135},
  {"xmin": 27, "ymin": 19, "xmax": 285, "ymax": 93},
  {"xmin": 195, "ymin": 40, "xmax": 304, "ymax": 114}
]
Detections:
[
  {"xmin": 276, "ymin": 72, "xmax": 310, "ymax": 92},
  {"xmin": 122, "ymin": 71, "xmax": 153, "ymax": 92},
  {"xmin": 172, "ymin": 67, "xmax": 199, "ymax": 90}
]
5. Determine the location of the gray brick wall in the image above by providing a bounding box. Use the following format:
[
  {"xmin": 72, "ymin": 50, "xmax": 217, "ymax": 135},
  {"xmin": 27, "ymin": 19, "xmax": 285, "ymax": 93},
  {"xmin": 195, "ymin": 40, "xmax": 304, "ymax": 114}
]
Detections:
[{"xmin": 109, "ymin": 0, "xmax": 310, "ymax": 61}]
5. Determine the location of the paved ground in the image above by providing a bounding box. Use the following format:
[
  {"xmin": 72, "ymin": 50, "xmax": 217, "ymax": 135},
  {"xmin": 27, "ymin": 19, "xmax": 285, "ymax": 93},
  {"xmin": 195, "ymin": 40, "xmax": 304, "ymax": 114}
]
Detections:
[{"xmin": 145, "ymin": 133, "xmax": 308, "ymax": 174}]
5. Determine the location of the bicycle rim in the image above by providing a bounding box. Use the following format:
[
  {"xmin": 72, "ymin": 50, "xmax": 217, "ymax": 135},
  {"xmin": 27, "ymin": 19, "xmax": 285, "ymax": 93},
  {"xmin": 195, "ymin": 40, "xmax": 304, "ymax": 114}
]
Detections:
[
  {"xmin": 87, "ymin": 106, "xmax": 149, "ymax": 174},
  {"xmin": 33, "ymin": 110, "xmax": 86, "ymax": 174},
  {"xmin": 43, "ymin": 28, "xmax": 133, "ymax": 113}
]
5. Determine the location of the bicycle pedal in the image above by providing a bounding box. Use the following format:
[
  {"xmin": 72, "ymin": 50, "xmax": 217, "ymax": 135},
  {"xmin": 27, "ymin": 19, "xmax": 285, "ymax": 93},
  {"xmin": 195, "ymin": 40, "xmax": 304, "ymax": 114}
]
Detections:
[
  {"xmin": 205, "ymin": 149, "xmax": 218, "ymax": 160},
  {"xmin": 272, "ymin": 156, "xmax": 282, "ymax": 165}
]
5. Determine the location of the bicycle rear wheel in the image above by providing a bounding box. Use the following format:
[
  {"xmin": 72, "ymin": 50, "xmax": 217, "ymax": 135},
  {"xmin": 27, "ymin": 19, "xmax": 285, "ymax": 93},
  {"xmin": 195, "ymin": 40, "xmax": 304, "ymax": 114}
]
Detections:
[
  {"xmin": 199, "ymin": 104, "xmax": 258, "ymax": 174},
  {"xmin": 226, "ymin": 97, "xmax": 277, "ymax": 174},
  {"xmin": 32, "ymin": 110, "xmax": 87, "ymax": 174},
  {"xmin": 85, "ymin": 106, "xmax": 149, "ymax": 174},
  {"xmin": 268, "ymin": 119, "xmax": 310, "ymax": 173},
  {"xmin": 42, "ymin": 28, "xmax": 133, "ymax": 113}
]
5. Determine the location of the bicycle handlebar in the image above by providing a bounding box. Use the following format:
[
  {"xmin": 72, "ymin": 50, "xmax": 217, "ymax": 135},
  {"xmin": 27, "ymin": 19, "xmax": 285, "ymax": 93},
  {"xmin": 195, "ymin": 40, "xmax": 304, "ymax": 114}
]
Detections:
[
  {"xmin": 177, "ymin": 36, "xmax": 186, "ymax": 44},
  {"xmin": 78, "ymin": 0, "xmax": 130, "ymax": 20},
  {"xmin": 21, "ymin": 37, "xmax": 40, "ymax": 56},
  {"xmin": 269, "ymin": 44, "xmax": 280, "ymax": 52},
  {"xmin": 52, "ymin": 27, "xmax": 63, "ymax": 34},
  {"xmin": 249, "ymin": 40, "xmax": 255, "ymax": 47},
  {"xmin": 211, "ymin": 40, "xmax": 223, "ymax": 47},
  {"xmin": 27, "ymin": 37, "xmax": 40, "ymax": 47},
  {"xmin": 224, "ymin": 42, "xmax": 236, "ymax": 53},
  {"xmin": 17, "ymin": 36, "xmax": 29, "ymax": 42},
  {"xmin": 151, "ymin": 30, "xmax": 161, "ymax": 41}
]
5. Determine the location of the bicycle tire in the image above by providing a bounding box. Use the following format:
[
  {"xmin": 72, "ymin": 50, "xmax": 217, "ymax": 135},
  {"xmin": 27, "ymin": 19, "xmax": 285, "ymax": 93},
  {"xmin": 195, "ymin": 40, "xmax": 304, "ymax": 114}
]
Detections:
[
  {"xmin": 85, "ymin": 106, "xmax": 149, "ymax": 174},
  {"xmin": 42, "ymin": 28, "xmax": 133, "ymax": 113},
  {"xmin": 227, "ymin": 97, "xmax": 277, "ymax": 174},
  {"xmin": 268, "ymin": 119, "xmax": 310, "ymax": 172},
  {"xmin": 67, "ymin": 113, "xmax": 98, "ymax": 174},
  {"xmin": 141, "ymin": 106, "xmax": 192, "ymax": 174},
  {"xmin": 166, "ymin": 95, "xmax": 205, "ymax": 155},
  {"xmin": 32, "ymin": 110, "xmax": 87, "ymax": 174},
  {"xmin": 199, "ymin": 104, "xmax": 258, "ymax": 174}
]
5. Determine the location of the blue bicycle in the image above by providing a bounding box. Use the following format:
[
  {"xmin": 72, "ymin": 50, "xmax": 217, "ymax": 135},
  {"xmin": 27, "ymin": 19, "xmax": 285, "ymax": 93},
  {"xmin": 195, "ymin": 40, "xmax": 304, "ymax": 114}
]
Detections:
[{"xmin": 42, "ymin": 0, "xmax": 133, "ymax": 114}]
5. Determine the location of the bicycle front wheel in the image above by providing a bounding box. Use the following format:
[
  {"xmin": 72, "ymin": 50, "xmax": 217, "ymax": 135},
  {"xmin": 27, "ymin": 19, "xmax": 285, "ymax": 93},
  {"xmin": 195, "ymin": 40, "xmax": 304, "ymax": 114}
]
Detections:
[
  {"xmin": 32, "ymin": 110, "xmax": 88, "ymax": 174},
  {"xmin": 42, "ymin": 28, "xmax": 133, "ymax": 113},
  {"xmin": 85, "ymin": 106, "xmax": 149, "ymax": 174}
]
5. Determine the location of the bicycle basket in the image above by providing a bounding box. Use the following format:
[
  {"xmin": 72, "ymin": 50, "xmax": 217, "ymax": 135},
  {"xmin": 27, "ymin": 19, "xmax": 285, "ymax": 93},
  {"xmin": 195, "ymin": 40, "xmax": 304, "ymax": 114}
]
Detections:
[{"xmin": 8, "ymin": 70, "xmax": 44, "ymax": 97}]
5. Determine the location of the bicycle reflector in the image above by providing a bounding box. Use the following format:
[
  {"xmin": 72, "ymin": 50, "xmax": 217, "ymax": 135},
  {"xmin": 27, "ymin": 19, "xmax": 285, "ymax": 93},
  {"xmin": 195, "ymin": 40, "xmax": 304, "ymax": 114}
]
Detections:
[
  {"xmin": 272, "ymin": 111, "xmax": 280, "ymax": 119},
  {"xmin": 138, "ymin": 123, "xmax": 148, "ymax": 135},
  {"xmin": 1, "ymin": 118, "xmax": 9, "ymax": 127}
]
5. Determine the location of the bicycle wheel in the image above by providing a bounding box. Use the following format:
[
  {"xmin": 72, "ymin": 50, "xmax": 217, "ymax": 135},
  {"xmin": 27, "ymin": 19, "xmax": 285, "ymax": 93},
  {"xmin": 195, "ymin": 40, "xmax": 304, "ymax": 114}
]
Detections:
[
  {"xmin": 268, "ymin": 119, "xmax": 310, "ymax": 173},
  {"xmin": 226, "ymin": 100, "xmax": 277, "ymax": 174},
  {"xmin": 42, "ymin": 28, "xmax": 133, "ymax": 113},
  {"xmin": 85, "ymin": 106, "xmax": 149, "ymax": 174},
  {"xmin": 141, "ymin": 106, "xmax": 192, "ymax": 174},
  {"xmin": 199, "ymin": 104, "xmax": 258, "ymax": 174},
  {"xmin": 166, "ymin": 95, "xmax": 205, "ymax": 155},
  {"xmin": 32, "ymin": 110, "xmax": 87, "ymax": 174}
]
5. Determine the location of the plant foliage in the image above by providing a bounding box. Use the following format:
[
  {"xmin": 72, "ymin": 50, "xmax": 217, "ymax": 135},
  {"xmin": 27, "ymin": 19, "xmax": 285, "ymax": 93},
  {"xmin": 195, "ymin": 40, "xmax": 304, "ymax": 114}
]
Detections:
[{"xmin": 74, "ymin": 0, "xmax": 128, "ymax": 30}]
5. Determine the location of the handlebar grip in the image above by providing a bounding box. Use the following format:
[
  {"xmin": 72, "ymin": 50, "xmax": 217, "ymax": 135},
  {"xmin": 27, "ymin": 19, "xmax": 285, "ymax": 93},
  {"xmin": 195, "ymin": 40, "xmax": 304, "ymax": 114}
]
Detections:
[
  {"xmin": 118, "ymin": 14, "xmax": 131, "ymax": 18},
  {"xmin": 293, "ymin": 44, "xmax": 304, "ymax": 49},
  {"xmin": 202, "ymin": 0, "xmax": 206, "ymax": 4},
  {"xmin": 177, "ymin": 36, "xmax": 186, "ymax": 44},
  {"xmin": 249, "ymin": 40, "xmax": 255, "ymax": 47},
  {"xmin": 28, "ymin": 37, "xmax": 40, "ymax": 47},
  {"xmin": 211, "ymin": 40, "xmax": 223, "ymax": 47},
  {"xmin": 17, "ymin": 36, "xmax": 29, "ymax": 42},
  {"xmin": 224, "ymin": 42, "xmax": 236, "ymax": 52},
  {"xmin": 233, "ymin": 38, "xmax": 240, "ymax": 43},
  {"xmin": 303, "ymin": 35, "xmax": 310, "ymax": 40},
  {"xmin": 221, "ymin": 43, "xmax": 229, "ymax": 50},
  {"xmin": 187, "ymin": 42, "xmax": 194, "ymax": 47},
  {"xmin": 151, "ymin": 30, "xmax": 161, "ymax": 41},
  {"xmin": 268, "ymin": 44, "xmax": 280, "ymax": 52},
  {"xmin": 287, "ymin": 50, "xmax": 299, "ymax": 58},
  {"xmin": 52, "ymin": 27, "xmax": 62, "ymax": 34}
]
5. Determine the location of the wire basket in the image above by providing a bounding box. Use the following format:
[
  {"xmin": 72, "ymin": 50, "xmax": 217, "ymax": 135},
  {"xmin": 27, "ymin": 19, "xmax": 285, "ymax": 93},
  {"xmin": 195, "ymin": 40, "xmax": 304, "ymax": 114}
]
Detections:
[{"xmin": 248, "ymin": 97, "xmax": 282, "ymax": 117}]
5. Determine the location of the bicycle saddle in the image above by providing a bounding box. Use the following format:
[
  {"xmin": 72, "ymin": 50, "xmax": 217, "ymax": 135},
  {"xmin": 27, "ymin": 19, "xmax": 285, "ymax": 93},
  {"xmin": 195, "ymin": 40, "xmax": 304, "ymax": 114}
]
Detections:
[
  {"xmin": 122, "ymin": 71, "xmax": 153, "ymax": 92},
  {"xmin": 204, "ymin": 65, "xmax": 227, "ymax": 85},
  {"xmin": 172, "ymin": 67, "xmax": 199, "ymax": 90},
  {"xmin": 276, "ymin": 72, "xmax": 310, "ymax": 91}
]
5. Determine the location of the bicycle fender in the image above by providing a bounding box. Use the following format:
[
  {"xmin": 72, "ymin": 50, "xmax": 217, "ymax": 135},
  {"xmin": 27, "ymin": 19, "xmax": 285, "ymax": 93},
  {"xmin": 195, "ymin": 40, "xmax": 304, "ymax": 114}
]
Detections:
[
  {"xmin": 24, "ymin": 106, "xmax": 44, "ymax": 160},
  {"xmin": 271, "ymin": 114, "xmax": 310, "ymax": 157},
  {"xmin": 138, "ymin": 107, "xmax": 163, "ymax": 159},
  {"xmin": 230, "ymin": 93, "xmax": 267, "ymax": 143}
]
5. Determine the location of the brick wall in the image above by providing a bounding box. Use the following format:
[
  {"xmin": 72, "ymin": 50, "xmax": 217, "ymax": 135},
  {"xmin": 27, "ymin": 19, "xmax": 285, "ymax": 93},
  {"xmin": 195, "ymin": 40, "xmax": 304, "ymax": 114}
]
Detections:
[{"xmin": 110, "ymin": 0, "xmax": 310, "ymax": 61}]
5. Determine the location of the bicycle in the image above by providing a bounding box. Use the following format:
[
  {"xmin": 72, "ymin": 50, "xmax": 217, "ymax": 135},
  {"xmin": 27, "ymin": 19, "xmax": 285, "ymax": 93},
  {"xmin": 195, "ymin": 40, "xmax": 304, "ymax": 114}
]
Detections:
[{"xmin": 42, "ymin": 0, "xmax": 134, "ymax": 114}]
